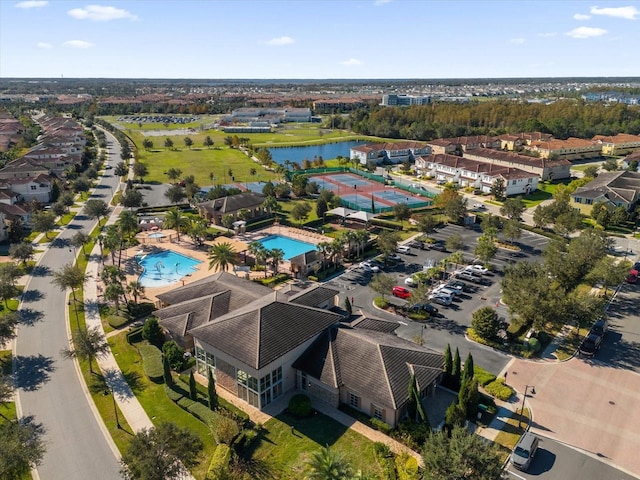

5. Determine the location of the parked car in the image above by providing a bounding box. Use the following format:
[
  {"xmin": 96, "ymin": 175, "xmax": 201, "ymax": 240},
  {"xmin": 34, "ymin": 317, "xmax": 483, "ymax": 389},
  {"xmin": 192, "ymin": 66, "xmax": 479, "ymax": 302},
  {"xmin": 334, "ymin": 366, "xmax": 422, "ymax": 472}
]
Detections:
[
  {"xmin": 465, "ymin": 264, "xmax": 489, "ymax": 275},
  {"xmin": 447, "ymin": 280, "xmax": 470, "ymax": 293},
  {"xmin": 456, "ymin": 271, "xmax": 482, "ymax": 283},
  {"xmin": 442, "ymin": 282, "xmax": 464, "ymax": 295},
  {"xmin": 359, "ymin": 261, "xmax": 379, "ymax": 273},
  {"xmin": 511, "ymin": 432, "xmax": 539, "ymax": 471},
  {"xmin": 430, "ymin": 242, "xmax": 448, "ymax": 252},
  {"xmin": 627, "ymin": 269, "xmax": 638, "ymax": 284},
  {"xmin": 432, "ymin": 285, "xmax": 457, "ymax": 298},
  {"xmin": 387, "ymin": 253, "xmax": 402, "ymax": 262},
  {"xmin": 407, "ymin": 303, "xmax": 439, "ymax": 315},
  {"xmin": 397, "ymin": 245, "xmax": 411, "ymax": 254},
  {"xmin": 429, "ymin": 293, "xmax": 453, "ymax": 306},
  {"xmin": 105, "ymin": 164, "xmax": 113, "ymax": 170},
  {"xmin": 590, "ymin": 317, "xmax": 609, "ymax": 338},
  {"xmin": 579, "ymin": 333, "xmax": 603, "ymax": 357},
  {"xmin": 404, "ymin": 276, "xmax": 418, "ymax": 287},
  {"xmin": 407, "ymin": 240, "xmax": 426, "ymax": 250},
  {"xmin": 472, "ymin": 203, "xmax": 486, "ymax": 210},
  {"xmin": 392, "ymin": 286, "xmax": 411, "ymax": 299}
]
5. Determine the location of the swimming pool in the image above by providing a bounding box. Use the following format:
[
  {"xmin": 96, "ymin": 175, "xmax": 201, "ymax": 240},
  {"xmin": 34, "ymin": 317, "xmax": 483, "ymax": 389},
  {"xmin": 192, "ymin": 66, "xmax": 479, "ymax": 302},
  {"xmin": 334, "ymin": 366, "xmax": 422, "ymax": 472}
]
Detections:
[
  {"xmin": 137, "ymin": 250, "xmax": 202, "ymax": 288},
  {"xmin": 257, "ymin": 235, "xmax": 316, "ymax": 260},
  {"xmin": 148, "ymin": 232, "xmax": 165, "ymax": 239}
]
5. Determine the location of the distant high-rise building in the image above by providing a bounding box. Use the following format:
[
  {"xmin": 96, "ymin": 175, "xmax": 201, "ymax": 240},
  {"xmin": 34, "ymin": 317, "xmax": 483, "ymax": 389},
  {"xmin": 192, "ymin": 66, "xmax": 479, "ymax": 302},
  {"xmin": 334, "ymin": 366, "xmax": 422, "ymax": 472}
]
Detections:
[{"xmin": 381, "ymin": 94, "xmax": 431, "ymax": 106}]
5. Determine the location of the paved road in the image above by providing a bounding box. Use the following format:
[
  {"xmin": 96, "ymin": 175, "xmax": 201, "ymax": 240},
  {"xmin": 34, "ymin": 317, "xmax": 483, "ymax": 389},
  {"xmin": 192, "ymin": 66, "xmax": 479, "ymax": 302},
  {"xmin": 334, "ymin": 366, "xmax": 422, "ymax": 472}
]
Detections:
[
  {"xmin": 504, "ymin": 435, "xmax": 638, "ymax": 480},
  {"xmin": 15, "ymin": 130, "xmax": 123, "ymax": 479}
]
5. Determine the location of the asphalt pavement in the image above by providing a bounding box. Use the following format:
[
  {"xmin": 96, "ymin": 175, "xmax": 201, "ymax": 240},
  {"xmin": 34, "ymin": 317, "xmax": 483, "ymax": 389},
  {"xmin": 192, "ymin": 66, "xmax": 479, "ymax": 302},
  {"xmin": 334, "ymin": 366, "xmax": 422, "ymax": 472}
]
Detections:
[{"xmin": 14, "ymin": 131, "xmax": 123, "ymax": 479}]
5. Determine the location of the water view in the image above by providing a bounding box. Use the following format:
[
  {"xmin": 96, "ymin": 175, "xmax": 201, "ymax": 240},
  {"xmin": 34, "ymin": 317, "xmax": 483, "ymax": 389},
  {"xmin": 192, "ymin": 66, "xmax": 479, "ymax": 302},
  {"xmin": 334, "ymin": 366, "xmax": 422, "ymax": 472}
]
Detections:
[{"xmin": 268, "ymin": 140, "xmax": 367, "ymax": 165}]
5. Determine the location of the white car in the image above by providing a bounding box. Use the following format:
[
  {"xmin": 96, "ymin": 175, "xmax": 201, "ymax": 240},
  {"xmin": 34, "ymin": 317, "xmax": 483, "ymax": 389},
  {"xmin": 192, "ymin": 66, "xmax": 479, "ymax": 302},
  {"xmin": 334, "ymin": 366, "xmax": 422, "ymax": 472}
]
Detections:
[
  {"xmin": 359, "ymin": 261, "xmax": 379, "ymax": 273},
  {"xmin": 472, "ymin": 203, "xmax": 486, "ymax": 210},
  {"xmin": 397, "ymin": 245, "xmax": 411, "ymax": 254},
  {"xmin": 405, "ymin": 276, "xmax": 417, "ymax": 287},
  {"xmin": 432, "ymin": 286, "xmax": 457, "ymax": 298},
  {"xmin": 465, "ymin": 264, "xmax": 489, "ymax": 275}
]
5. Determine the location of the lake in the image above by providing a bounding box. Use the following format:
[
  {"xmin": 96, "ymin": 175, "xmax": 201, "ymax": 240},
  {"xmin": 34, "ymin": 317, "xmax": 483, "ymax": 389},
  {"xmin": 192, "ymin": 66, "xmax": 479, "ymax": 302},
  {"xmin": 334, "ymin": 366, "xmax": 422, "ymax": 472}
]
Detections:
[{"xmin": 268, "ymin": 140, "xmax": 367, "ymax": 165}]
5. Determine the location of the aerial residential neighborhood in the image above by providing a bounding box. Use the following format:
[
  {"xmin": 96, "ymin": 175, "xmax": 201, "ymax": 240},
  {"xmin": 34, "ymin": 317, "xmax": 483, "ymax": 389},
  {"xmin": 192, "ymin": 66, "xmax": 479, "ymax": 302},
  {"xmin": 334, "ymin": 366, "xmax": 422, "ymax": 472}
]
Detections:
[{"xmin": 3, "ymin": 2, "xmax": 640, "ymax": 480}]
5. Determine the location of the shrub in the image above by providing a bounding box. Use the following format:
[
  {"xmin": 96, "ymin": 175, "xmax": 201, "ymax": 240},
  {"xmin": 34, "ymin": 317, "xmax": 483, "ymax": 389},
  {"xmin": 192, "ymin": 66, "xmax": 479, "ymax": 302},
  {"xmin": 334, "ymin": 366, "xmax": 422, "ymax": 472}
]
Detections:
[
  {"xmin": 162, "ymin": 340, "xmax": 185, "ymax": 370},
  {"xmin": 231, "ymin": 428, "xmax": 259, "ymax": 454},
  {"xmin": 141, "ymin": 316, "xmax": 165, "ymax": 348},
  {"xmin": 484, "ymin": 378, "xmax": 514, "ymax": 401},
  {"xmin": 188, "ymin": 401, "xmax": 219, "ymax": 424},
  {"xmin": 139, "ymin": 343, "xmax": 163, "ymax": 382},
  {"xmin": 395, "ymin": 452, "xmax": 419, "ymax": 480},
  {"xmin": 164, "ymin": 384, "xmax": 184, "ymax": 402},
  {"xmin": 374, "ymin": 296, "xmax": 389, "ymax": 308},
  {"xmin": 206, "ymin": 444, "xmax": 231, "ymax": 480},
  {"xmin": 373, "ymin": 442, "xmax": 392, "ymax": 458},
  {"xmin": 308, "ymin": 275, "xmax": 318, "ymax": 282},
  {"xmin": 473, "ymin": 366, "xmax": 497, "ymax": 387},
  {"xmin": 211, "ymin": 415, "xmax": 240, "ymax": 445},
  {"xmin": 370, "ymin": 418, "xmax": 392, "ymax": 435},
  {"xmin": 288, "ymin": 393, "xmax": 312, "ymax": 417},
  {"xmin": 126, "ymin": 326, "xmax": 144, "ymax": 344},
  {"xmin": 107, "ymin": 315, "xmax": 128, "ymax": 329},
  {"xmin": 528, "ymin": 337, "xmax": 542, "ymax": 353},
  {"xmin": 127, "ymin": 301, "xmax": 156, "ymax": 319}
]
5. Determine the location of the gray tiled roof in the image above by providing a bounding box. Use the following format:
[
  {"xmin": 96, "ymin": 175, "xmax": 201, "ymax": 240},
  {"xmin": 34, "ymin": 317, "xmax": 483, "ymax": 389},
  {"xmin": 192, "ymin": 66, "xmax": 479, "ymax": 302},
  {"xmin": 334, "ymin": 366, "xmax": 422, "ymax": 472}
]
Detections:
[
  {"xmin": 156, "ymin": 291, "xmax": 231, "ymax": 335},
  {"xmin": 294, "ymin": 326, "xmax": 443, "ymax": 409},
  {"xmin": 189, "ymin": 299, "xmax": 342, "ymax": 370},
  {"xmin": 288, "ymin": 285, "xmax": 338, "ymax": 307},
  {"xmin": 198, "ymin": 191, "xmax": 265, "ymax": 215},
  {"xmin": 350, "ymin": 316, "xmax": 400, "ymax": 334},
  {"xmin": 572, "ymin": 171, "xmax": 640, "ymax": 205}
]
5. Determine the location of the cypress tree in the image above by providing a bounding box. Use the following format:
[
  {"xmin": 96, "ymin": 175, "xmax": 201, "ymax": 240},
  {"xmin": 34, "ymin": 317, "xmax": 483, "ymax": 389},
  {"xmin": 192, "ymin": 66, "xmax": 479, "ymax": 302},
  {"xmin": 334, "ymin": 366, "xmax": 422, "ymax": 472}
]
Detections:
[
  {"xmin": 452, "ymin": 347, "xmax": 461, "ymax": 391},
  {"xmin": 162, "ymin": 354, "xmax": 173, "ymax": 386},
  {"xmin": 462, "ymin": 352, "xmax": 474, "ymax": 382},
  {"xmin": 443, "ymin": 344, "xmax": 452, "ymax": 386},
  {"xmin": 189, "ymin": 370, "xmax": 197, "ymax": 401},
  {"xmin": 207, "ymin": 368, "xmax": 218, "ymax": 410},
  {"xmin": 344, "ymin": 296, "xmax": 352, "ymax": 315},
  {"xmin": 407, "ymin": 374, "xmax": 417, "ymax": 421}
]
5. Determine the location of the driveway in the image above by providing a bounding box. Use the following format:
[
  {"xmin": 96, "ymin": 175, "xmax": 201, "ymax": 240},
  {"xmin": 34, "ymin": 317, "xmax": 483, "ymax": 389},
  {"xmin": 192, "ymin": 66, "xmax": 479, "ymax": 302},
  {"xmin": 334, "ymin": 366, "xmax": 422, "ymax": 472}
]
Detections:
[{"xmin": 14, "ymin": 130, "xmax": 123, "ymax": 479}]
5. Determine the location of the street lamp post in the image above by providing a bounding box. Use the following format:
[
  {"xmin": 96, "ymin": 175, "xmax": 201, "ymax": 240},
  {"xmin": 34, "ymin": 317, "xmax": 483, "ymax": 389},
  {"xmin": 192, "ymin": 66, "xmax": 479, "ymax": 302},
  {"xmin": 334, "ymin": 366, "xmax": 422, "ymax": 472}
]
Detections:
[
  {"xmin": 519, "ymin": 385, "xmax": 535, "ymax": 427},
  {"xmin": 354, "ymin": 184, "xmax": 358, "ymax": 208}
]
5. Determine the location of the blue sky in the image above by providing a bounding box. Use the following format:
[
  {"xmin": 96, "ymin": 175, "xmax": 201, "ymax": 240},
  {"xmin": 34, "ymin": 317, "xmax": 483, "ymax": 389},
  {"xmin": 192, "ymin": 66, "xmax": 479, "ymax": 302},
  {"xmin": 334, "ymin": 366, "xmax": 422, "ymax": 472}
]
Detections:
[{"xmin": 1, "ymin": 0, "xmax": 639, "ymax": 79}]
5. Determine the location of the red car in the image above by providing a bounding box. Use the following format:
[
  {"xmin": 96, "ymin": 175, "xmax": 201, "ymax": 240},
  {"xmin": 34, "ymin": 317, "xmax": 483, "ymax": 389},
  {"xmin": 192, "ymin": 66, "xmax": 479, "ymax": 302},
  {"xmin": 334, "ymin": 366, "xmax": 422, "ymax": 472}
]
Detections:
[
  {"xmin": 392, "ymin": 286, "xmax": 411, "ymax": 299},
  {"xmin": 627, "ymin": 269, "xmax": 638, "ymax": 284}
]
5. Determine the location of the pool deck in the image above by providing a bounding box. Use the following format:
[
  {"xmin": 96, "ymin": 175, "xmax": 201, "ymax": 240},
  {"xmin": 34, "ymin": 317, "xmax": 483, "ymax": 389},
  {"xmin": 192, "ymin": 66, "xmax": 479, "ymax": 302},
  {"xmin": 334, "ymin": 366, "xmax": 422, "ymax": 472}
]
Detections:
[{"xmin": 113, "ymin": 226, "xmax": 331, "ymax": 305}]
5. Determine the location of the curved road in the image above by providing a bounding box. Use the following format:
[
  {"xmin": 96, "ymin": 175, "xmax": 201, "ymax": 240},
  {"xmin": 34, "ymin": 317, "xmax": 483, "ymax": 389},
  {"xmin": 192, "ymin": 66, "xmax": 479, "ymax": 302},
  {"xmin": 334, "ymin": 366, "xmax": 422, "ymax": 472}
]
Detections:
[{"xmin": 15, "ymin": 130, "xmax": 123, "ymax": 479}]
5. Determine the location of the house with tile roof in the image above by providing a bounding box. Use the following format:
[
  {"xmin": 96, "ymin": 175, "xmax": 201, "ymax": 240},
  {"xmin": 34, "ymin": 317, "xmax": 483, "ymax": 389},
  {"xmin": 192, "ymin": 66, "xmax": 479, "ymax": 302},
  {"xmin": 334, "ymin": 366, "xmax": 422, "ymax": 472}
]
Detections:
[
  {"xmin": 464, "ymin": 148, "xmax": 571, "ymax": 181},
  {"xmin": 196, "ymin": 192, "xmax": 266, "ymax": 226},
  {"xmin": 592, "ymin": 134, "xmax": 640, "ymax": 156},
  {"xmin": 524, "ymin": 137, "xmax": 601, "ymax": 161},
  {"xmin": 570, "ymin": 171, "xmax": 640, "ymax": 215},
  {"xmin": 156, "ymin": 272, "xmax": 444, "ymax": 426},
  {"xmin": 415, "ymin": 153, "xmax": 539, "ymax": 196}
]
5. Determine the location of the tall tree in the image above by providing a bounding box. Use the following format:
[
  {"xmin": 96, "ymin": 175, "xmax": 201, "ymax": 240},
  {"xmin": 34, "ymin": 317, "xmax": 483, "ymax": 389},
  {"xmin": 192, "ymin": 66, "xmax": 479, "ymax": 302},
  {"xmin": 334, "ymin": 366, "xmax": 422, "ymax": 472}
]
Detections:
[
  {"xmin": 162, "ymin": 207, "xmax": 188, "ymax": 242},
  {"xmin": 60, "ymin": 326, "xmax": 110, "ymax": 375},
  {"xmin": 500, "ymin": 197, "xmax": 526, "ymax": 221},
  {"xmin": 71, "ymin": 231, "xmax": 90, "ymax": 257},
  {"xmin": 462, "ymin": 352, "xmax": 474, "ymax": 382},
  {"xmin": 52, "ymin": 263, "xmax": 86, "ymax": 306},
  {"xmin": 0, "ymin": 311, "xmax": 20, "ymax": 347},
  {"xmin": 393, "ymin": 202, "xmax": 411, "ymax": 226},
  {"xmin": 9, "ymin": 242, "xmax": 35, "ymax": 268},
  {"xmin": 165, "ymin": 168, "xmax": 183, "ymax": 183},
  {"xmin": 203, "ymin": 136, "xmax": 214, "ymax": 149},
  {"xmin": 183, "ymin": 137, "xmax": 193, "ymax": 149},
  {"xmin": 443, "ymin": 344, "xmax": 452, "ymax": 386},
  {"xmin": 84, "ymin": 199, "xmax": 111, "ymax": 224},
  {"xmin": 208, "ymin": 242, "xmax": 238, "ymax": 272},
  {"xmin": 119, "ymin": 422, "xmax": 203, "ymax": 480},
  {"xmin": 164, "ymin": 184, "xmax": 186, "ymax": 204},
  {"xmin": 31, "ymin": 211, "xmax": 57, "ymax": 239},
  {"xmin": 451, "ymin": 347, "xmax": 461, "ymax": 391},
  {"xmin": 133, "ymin": 162, "xmax": 148, "ymax": 183},
  {"xmin": 0, "ymin": 416, "xmax": 46, "ymax": 479},
  {"xmin": 189, "ymin": 370, "xmax": 197, "ymax": 401},
  {"xmin": 207, "ymin": 367, "xmax": 218, "ymax": 410},
  {"xmin": 163, "ymin": 355, "xmax": 173, "ymax": 387}
]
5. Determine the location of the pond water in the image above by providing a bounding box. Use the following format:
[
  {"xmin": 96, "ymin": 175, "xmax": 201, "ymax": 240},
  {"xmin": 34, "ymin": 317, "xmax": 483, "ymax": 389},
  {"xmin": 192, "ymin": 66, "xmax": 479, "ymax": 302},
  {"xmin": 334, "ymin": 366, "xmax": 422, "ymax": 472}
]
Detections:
[{"xmin": 268, "ymin": 140, "xmax": 367, "ymax": 165}]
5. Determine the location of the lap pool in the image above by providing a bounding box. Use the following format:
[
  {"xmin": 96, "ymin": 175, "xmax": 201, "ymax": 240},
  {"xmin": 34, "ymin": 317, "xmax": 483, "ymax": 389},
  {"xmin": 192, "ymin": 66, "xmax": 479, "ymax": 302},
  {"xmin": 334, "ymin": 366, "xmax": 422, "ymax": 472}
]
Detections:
[
  {"xmin": 257, "ymin": 235, "xmax": 316, "ymax": 260},
  {"xmin": 137, "ymin": 250, "xmax": 202, "ymax": 288}
]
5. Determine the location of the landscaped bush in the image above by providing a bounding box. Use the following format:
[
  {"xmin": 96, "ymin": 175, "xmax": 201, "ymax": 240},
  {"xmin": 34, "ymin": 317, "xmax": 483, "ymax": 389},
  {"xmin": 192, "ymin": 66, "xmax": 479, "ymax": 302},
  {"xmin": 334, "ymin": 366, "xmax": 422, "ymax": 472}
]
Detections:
[
  {"xmin": 138, "ymin": 343, "xmax": 163, "ymax": 382},
  {"xmin": 374, "ymin": 296, "xmax": 389, "ymax": 309},
  {"xmin": 288, "ymin": 393, "xmax": 312, "ymax": 417},
  {"xmin": 231, "ymin": 428, "xmax": 259, "ymax": 454},
  {"xmin": 126, "ymin": 325, "xmax": 144, "ymax": 344},
  {"xmin": 527, "ymin": 337, "xmax": 542, "ymax": 353},
  {"xmin": 484, "ymin": 378, "xmax": 514, "ymax": 401},
  {"xmin": 141, "ymin": 316, "xmax": 165, "ymax": 348},
  {"xmin": 107, "ymin": 315, "xmax": 129, "ymax": 329},
  {"xmin": 188, "ymin": 401, "xmax": 220, "ymax": 424},
  {"xmin": 253, "ymin": 273, "xmax": 290, "ymax": 287},
  {"xmin": 308, "ymin": 275, "xmax": 318, "ymax": 282},
  {"xmin": 162, "ymin": 340, "xmax": 185, "ymax": 370},
  {"xmin": 473, "ymin": 366, "xmax": 497, "ymax": 386},
  {"xmin": 370, "ymin": 418, "xmax": 393, "ymax": 435},
  {"xmin": 210, "ymin": 415, "xmax": 240, "ymax": 445},
  {"xmin": 395, "ymin": 452, "xmax": 419, "ymax": 480},
  {"xmin": 206, "ymin": 444, "xmax": 232, "ymax": 480},
  {"xmin": 127, "ymin": 301, "xmax": 156, "ymax": 319},
  {"xmin": 164, "ymin": 384, "xmax": 184, "ymax": 402}
]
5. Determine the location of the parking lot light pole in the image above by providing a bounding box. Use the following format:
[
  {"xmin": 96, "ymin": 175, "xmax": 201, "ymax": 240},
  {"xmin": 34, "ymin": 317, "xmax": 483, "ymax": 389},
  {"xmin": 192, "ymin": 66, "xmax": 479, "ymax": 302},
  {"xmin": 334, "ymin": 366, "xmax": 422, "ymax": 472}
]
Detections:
[{"xmin": 519, "ymin": 385, "xmax": 535, "ymax": 427}]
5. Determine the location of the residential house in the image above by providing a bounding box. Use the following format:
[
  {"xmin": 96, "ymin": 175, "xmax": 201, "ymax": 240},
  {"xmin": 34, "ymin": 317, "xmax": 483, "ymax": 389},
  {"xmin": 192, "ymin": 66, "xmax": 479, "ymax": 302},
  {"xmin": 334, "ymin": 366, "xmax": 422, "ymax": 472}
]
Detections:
[
  {"xmin": 0, "ymin": 158, "xmax": 51, "ymax": 180},
  {"xmin": 425, "ymin": 139, "xmax": 458, "ymax": 156},
  {"xmin": 0, "ymin": 174, "xmax": 52, "ymax": 203},
  {"xmin": 415, "ymin": 153, "xmax": 539, "ymax": 196},
  {"xmin": 463, "ymin": 148, "xmax": 571, "ymax": 181},
  {"xmin": 197, "ymin": 192, "xmax": 266, "ymax": 226},
  {"xmin": 447, "ymin": 135, "xmax": 502, "ymax": 152},
  {"xmin": 289, "ymin": 250, "xmax": 323, "ymax": 279},
  {"xmin": 495, "ymin": 134, "xmax": 523, "ymax": 151},
  {"xmin": 622, "ymin": 150, "xmax": 640, "ymax": 171},
  {"xmin": 570, "ymin": 171, "xmax": 640, "ymax": 215},
  {"xmin": 350, "ymin": 142, "xmax": 431, "ymax": 168},
  {"xmin": 0, "ymin": 203, "xmax": 31, "ymax": 230},
  {"xmin": 524, "ymin": 137, "xmax": 601, "ymax": 161},
  {"xmin": 517, "ymin": 132, "xmax": 553, "ymax": 145},
  {"xmin": 592, "ymin": 134, "xmax": 640, "ymax": 156},
  {"xmin": 157, "ymin": 273, "xmax": 444, "ymax": 427}
]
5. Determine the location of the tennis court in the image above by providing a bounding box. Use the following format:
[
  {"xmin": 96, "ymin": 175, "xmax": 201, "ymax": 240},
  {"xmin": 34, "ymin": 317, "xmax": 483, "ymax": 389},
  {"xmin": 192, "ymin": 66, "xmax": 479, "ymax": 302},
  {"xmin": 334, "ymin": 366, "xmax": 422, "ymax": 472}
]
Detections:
[
  {"xmin": 340, "ymin": 194, "xmax": 376, "ymax": 210},
  {"xmin": 327, "ymin": 174, "xmax": 376, "ymax": 188},
  {"xmin": 373, "ymin": 189, "xmax": 426, "ymax": 206}
]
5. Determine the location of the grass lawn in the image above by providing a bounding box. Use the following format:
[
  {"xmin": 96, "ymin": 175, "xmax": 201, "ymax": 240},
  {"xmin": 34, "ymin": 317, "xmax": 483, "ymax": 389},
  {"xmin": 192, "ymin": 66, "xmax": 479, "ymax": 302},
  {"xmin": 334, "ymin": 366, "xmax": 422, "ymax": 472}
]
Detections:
[
  {"xmin": 493, "ymin": 407, "xmax": 531, "ymax": 462},
  {"xmin": 108, "ymin": 333, "xmax": 216, "ymax": 479},
  {"xmin": 248, "ymin": 411, "xmax": 384, "ymax": 479},
  {"xmin": 554, "ymin": 327, "xmax": 590, "ymax": 361}
]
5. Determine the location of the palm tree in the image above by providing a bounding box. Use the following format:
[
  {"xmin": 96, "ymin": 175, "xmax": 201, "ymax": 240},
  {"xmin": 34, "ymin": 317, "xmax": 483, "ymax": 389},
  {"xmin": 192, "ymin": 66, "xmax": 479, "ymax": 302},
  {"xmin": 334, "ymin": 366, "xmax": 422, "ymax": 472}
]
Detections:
[
  {"xmin": 71, "ymin": 231, "xmax": 90, "ymax": 257},
  {"xmin": 330, "ymin": 237, "xmax": 346, "ymax": 265},
  {"xmin": 316, "ymin": 241, "xmax": 332, "ymax": 269},
  {"xmin": 187, "ymin": 217, "xmax": 208, "ymax": 247},
  {"xmin": 127, "ymin": 281, "xmax": 145, "ymax": 304},
  {"xmin": 208, "ymin": 242, "xmax": 238, "ymax": 272},
  {"xmin": 117, "ymin": 209, "xmax": 139, "ymax": 242},
  {"xmin": 268, "ymin": 248, "xmax": 284, "ymax": 277},
  {"xmin": 165, "ymin": 168, "xmax": 183, "ymax": 183},
  {"xmin": 248, "ymin": 241, "xmax": 268, "ymax": 275},
  {"xmin": 447, "ymin": 251, "xmax": 465, "ymax": 277},
  {"xmin": 305, "ymin": 445, "xmax": 354, "ymax": 480},
  {"xmin": 339, "ymin": 230, "xmax": 357, "ymax": 260},
  {"xmin": 52, "ymin": 263, "xmax": 86, "ymax": 306},
  {"xmin": 102, "ymin": 225, "xmax": 120, "ymax": 265},
  {"xmin": 60, "ymin": 326, "xmax": 110, "ymax": 375},
  {"xmin": 104, "ymin": 282, "xmax": 125, "ymax": 313},
  {"xmin": 353, "ymin": 230, "xmax": 370, "ymax": 259},
  {"xmin": 163, "ymin": 207, "xmax": 188, "ymax": 242}
]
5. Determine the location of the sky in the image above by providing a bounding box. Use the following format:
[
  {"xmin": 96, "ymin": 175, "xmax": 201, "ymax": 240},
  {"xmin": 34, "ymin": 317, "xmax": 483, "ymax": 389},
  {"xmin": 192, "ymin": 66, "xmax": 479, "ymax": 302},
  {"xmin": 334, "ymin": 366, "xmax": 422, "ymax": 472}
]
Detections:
[{"xmin": 1, "ymin": 0, "xmax": 640, "ymax": 79}]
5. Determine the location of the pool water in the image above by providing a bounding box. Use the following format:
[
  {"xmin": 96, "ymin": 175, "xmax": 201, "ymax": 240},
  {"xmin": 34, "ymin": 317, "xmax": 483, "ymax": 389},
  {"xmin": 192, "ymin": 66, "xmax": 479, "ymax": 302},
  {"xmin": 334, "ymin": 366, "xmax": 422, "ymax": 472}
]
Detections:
[
  {"xmin": 257, "ymin": 235, "xmax": 316, "ymax": 260},
  {"xmin": 137, "ymin": 250, "xmax": 202, "ymax": 288},
  {"xmin": 148, "ymin": 232, "xmax": 165, "ymax": 239}
]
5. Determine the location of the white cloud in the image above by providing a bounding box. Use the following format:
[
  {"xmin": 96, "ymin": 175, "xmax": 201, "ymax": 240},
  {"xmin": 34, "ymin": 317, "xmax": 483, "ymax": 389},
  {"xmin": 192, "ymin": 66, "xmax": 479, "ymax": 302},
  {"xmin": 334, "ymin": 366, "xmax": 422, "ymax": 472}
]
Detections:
[
  {"xmin": 590, "ymin": 5, "xmax": 639, "ymax": 20},
  {"xmin": 374, "ymin": 0, "xmax": 391, "ymax": 5},
  {"xmin": 63, "ymin": 40, "xmax": 94, "ymax": 49},
  {"xmin": 67, "ymin": 4, "xmax": 137, "ymax": 21},
  {"xmin": 15, "ymin": 1, "xmax": 48, "ymax": 8},
  {"xmin": 266, "ymin": 36, "xmax": 294, "ymax": 46},
  {"xmin": 538, "ymin": 32, "xmax": 557, "ymax": 37},
  {"xmin": 509, "ymin": 38, "xmax": 525, "ymax": 44},
  {"xmin": 573, "ymin": 13, "xmax": 591, "ymax": 20},
  {"xmin": 36, "ymin": 42, "xmax": 52, "ymax": 49},
  {"xmin": 565, "ymin": 26, "xmax": 607, "ymax": 38},
  {"xmin": 340, "ymin": 58, "xmax": 363, "ymax": 66}
]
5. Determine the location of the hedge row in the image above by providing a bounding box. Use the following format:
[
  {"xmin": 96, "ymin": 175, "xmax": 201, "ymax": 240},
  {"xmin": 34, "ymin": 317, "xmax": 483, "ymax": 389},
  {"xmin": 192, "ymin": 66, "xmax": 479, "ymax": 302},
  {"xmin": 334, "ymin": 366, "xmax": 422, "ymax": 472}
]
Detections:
[
  {"xmin": 107, "ymin": 315, "xmax": 129, "ymax": 329},
  {"xmin": 206, "ymin": 444, "xmax": 231, "ymax": 480},
  {"xmin": 138, "ymin": 344, "xmax": 163, "ymax": 382},
  {"xmin": 473, "ymin": 366, "xmax": 497, "ymax": 387},
  {"xmin": 253, "ymin": 273, "xmax": 290, "ymax": 287},
  {"xmin": 484, "ymin": 378, "xmax": 514, "ymax": 401},
  {"xmin": 126, "ymin": 326, "xmax": 144, "ymax": 344}
]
